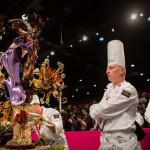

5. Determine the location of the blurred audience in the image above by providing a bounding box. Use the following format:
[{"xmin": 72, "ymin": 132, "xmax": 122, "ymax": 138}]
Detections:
[{"xmin": 57, "ymin": 91, "xmax": 150, "ymax": 131}]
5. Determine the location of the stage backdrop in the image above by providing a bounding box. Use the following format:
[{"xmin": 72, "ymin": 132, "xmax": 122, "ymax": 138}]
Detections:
[{"xmin": 32, "ymin": 128, "xmax": 150, "ymax": 150}]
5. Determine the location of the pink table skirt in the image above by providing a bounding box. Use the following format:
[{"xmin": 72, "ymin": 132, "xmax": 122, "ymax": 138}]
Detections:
[{"xmin": 31, "ymin": 128, "xmax": 150, "ymax": 150}]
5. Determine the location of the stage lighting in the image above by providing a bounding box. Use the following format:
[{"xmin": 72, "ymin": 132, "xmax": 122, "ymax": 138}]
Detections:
[
  {"xmin": 99, "ymin": 37, "xmax": 104, "ymax": 42},
  {"xmin": 131, "ymin": 64, "xmax": 135, "ymax": 67},
  {"xmin": 82, "ymin": 35, "xmax": 88, "ymax": 41},
  {"xmin": 131, "ymin": 13, "xmax": 137, "ymax": 20},
  {"xmin": 50, "ymin": 51, "xmax": 55, "ymax": 55}
]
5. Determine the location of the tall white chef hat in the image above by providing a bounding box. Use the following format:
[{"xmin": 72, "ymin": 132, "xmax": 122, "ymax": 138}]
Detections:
[
  {"xmin": 30, "ymin": 94, "xmax": 40, "ymax": 104},
  {"xmin": 107, "ymin": 40, "xmax": 125, "ymax": 68}
]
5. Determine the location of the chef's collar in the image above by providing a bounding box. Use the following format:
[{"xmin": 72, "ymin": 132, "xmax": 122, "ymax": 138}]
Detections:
[{"xmin": 111, "ymin": 80, "xmax": 126, "ymax": 88}]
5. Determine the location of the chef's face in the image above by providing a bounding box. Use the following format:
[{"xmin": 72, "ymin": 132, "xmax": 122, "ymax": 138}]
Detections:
[
  {"xmin": 30, "ymin": 103, "xmax": 41, "ymax": 114},
  {"xmin": 106, "ymin": 64, "xmax": 125, "ymax": 84}
]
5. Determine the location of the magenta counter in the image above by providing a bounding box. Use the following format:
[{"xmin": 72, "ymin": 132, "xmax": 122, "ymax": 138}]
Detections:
[{"xmin": 31, "ymin": 128, "xmax": 150, "ymax": 150}]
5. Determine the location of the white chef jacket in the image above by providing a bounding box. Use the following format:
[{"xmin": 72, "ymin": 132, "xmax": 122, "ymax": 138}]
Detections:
[
  {"xmin": 136, "ymin": 112, "xmax": 144, "ymax": 127},
  {"xmin": 32, "ymin": 107, "xmax": 68, "ymax": 149},
  {"xmin": 90, "ymin": 80, "xmax": 138, "ymax": 132},
  {"xmin": 145, "ymin": 100, "xmax": 150, "ymax": 124}
]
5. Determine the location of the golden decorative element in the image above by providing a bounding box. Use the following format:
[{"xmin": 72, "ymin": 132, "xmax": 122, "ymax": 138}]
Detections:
[
  {"xmin": 0, "ymin": 71, "xmax": 4, "ymax": 94},
  {"xmin": 0, "ymin": 101, "xmax": 12, "ymax": 124},
  {"xmin": 61, "ymin": 97, "xmax": 67, "ymax": 104},
  {"xmin": 45, "ymin": 91, "xmax": 51, "ymax": 105},
  {"xmin": 6, "ymin": 104, "xmax": 35, "ymax": 149},
  {"xmin": 0, "ymin": 72, "xmax": 4, "ymax": 84},
  {"xmin": 31, "ymin": 59, "xmax": 67, "ymax": 105}
]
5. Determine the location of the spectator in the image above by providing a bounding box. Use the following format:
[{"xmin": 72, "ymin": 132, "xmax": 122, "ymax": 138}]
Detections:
[
  {"xmin": 78, "ymin": 107, "xmax": 93, "ymax": 131},
  {"xmin": 144, "ymin": 100, "xmax": 150, "ymax": 124},
  {"xmin": 141, "ymin": 92, "xmax": 148, "ymax": 108},
  {"xmin": 67, "ymin": 109, "xmax": 82, "ymax": 131}
]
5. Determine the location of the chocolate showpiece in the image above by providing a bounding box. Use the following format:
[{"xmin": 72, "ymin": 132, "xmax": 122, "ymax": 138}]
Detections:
[
  {"xmin": 0, "ymin": 13, "xmax": 67, "ymax": 149},
  {"xmin": 0, "ymin": 13, "xmax": 44, "ymax": 149},
  {"xmin": 0, "ymin": 13, "xmax": 44, "ymax": 106}
]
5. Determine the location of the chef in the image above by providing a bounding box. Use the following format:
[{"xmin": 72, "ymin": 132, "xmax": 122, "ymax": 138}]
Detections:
[
  {"xmin": 29, "ymin": 95, "xmax": 68, "ymax": 149},
  {"xmin": 90, "ymin": 40, "xmax": 141, "ymax": 150}
]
